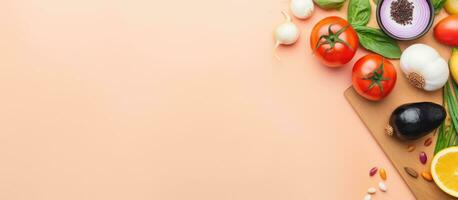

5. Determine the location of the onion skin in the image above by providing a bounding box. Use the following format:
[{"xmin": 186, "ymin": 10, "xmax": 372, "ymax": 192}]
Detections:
[
  {"xmin": 387, "ymin": 102, "xmax": 446, "ymax": 140},
  {"xmin": 434, "ymin": 15, "xmax": 458, "ymax": 46}
]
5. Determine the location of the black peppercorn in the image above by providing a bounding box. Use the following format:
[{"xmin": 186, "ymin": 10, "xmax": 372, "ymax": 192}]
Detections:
[{"xmin": 390, "ymin": 0, "xmax": 414, "ymax": 26}]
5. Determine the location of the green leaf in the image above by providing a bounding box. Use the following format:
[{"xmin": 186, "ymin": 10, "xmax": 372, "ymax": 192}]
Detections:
[
  {"xmin": 432, "ymin": 0, "xmax": 446, "ymax": 14},
  {"xmin": 348, "ymin": 0, "xmax": 371, "ymax": 26},
  {"xmin": 314, "ymin": 0, "xmax": 346, "ymax": 10},
  {"xmin": 354, "ymin": 26, "xmax": 402, "ymax": 59}
]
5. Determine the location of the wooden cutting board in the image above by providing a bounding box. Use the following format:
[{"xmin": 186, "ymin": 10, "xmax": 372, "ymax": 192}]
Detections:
[
  {"xmin": 337, "ymin": 0, "xmax": 456, "ymax": 198},
  {"xmin": 343, "ymin": 1, "xmax": 458, "ymax": 197},
  {"xmin": 345, "ymin": 63, "xmax": 455, "ymax": 199}
]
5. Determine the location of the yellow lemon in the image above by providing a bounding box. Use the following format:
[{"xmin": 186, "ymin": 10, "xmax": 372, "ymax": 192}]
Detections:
[
  {"xmin": 431, "ymin": 146, "xmax": 458, "ymax": 197},
  {"xmin": 445, "ymin": 0, "xmax": 458, "ymax": 15},
  {"xmin": 450, "ymin": 49, "xmax": 458, "ymax": 84}
]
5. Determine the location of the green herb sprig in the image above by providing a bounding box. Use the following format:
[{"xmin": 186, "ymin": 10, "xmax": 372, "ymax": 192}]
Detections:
[
  {"xmin": 432, "ymin": 0, "xmax": 446, "ymax": 14},
  {"xmin": 435, "ymin": 79, "xmax": 458, "ymax": 154}
]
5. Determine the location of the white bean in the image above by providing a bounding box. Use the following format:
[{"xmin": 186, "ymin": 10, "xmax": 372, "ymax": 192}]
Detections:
[
  {"xmin": 367, "ymin": 187, "xmax": 376, "ymax": 194},
  {"xmin": 379, "ymin": 181, "xmax": 387, "ymax": 192}
]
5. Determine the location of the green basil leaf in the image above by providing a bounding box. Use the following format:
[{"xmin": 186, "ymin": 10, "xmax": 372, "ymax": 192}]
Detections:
[
  {"xmin": 354, "ymin": 26, "xmax": 402, "ymax": 59},
  {"xmin": 432, "ymin": 0, "xmax": 446, "ymax": 14},
  {"xmin": 314, "ymin": 0, "xmax": 346, "ymax": 10},
  {"xmin": 348, "ymin": 0, "xmax": 371, "ymax": 26}
]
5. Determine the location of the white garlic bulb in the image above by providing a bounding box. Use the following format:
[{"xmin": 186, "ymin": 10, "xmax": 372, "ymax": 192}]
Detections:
[
  {"xmin": 273, "ymin": 11, "xmax": 300, "ymax": 59},
  {"xmin": 290, "ymin": 0, "xmax": 314, "ymax": 19},
  {"xmin": 400, "ymin": 43, "xmax": 449, "ymax": 91},
  {"xmin": 274, "ymin": 11, "xmax": 299, "ymax": 46}
]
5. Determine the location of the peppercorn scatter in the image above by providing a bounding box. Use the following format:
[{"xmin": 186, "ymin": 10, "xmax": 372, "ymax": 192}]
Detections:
[{"xmin": 390, "ymin": 0, "xmax": 414, "ymax": 26}]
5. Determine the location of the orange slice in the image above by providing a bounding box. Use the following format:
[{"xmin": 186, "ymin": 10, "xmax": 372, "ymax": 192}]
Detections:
[{"xmin": 431, "ymin": 147, "xmax": 458, "ymax": 197}]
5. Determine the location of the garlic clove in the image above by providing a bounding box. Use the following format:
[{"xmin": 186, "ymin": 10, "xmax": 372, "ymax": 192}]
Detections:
[
  {"xmin": 400, "ymin": 44, "xmax": 436, "ymax": 74},
  {"xmin": 275, "ymin": 23, "xmax": 299, "ymax": 45},
  {"xmin": 424, "ymin": 58, "xmax": 449, "ymax": 80},
  {"xmin": 290, "ymin": 0, "xmax": 314, "ymax": 19},
  {"xmin": 423, "ymin": 59, "xmax": 449, "ymax": 91},
  {"xmin": 273, "ymin": 11, "xmax": 300, "ymax": 59},
  {"xmin": 274, "ymin": 11, "xmax": 299, "ymax": 45}
]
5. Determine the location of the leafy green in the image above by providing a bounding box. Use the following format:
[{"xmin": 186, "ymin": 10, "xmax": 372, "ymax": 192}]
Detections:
[
  {"xmin": 348, "ymin": 0, "xmax": 371, "ymax": 26},
  {"xmin": 435, "ymin": 79, "xmax": 458, "ymax": 154},
  {"xmin": 432, "ymin": 0, "xmax": 446, "ymax": 14},
  {"xmin": 353, "ymin": 26, "xmax": 402, "ymax": 59},
  {"xmin": 314, "ymin": 0, "xmax": 346, "ymax": 10},
  {"xmin": 346, "ymin": 0, "xmax": 401, "ymax": 59}
]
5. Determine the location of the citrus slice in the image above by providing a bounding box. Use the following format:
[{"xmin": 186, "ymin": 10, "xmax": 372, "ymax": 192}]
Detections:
[{"xmin": 431, "ymin": 146, "xmax": 458, "ymax": 197}]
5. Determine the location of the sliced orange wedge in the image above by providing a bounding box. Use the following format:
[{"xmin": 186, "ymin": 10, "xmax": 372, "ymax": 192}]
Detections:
[{"xmin": 431, "ymin": 146, "xmax": 458, "ymax": 197}]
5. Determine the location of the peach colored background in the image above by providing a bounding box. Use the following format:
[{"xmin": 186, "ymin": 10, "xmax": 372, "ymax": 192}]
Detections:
[{"xmin": 0, "ymin": 0, "xmax": 419, "ymax": 199}]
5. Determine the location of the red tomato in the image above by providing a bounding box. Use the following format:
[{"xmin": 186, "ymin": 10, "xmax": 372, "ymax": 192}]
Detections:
[
  {"xmin": 434, "ymin": 15, "xmax": 458, "ymax": 46},
  {"xmin": 352, "ymin": 54, "xmax": 397, "ymax": 101},
  {"xmin": 310, "ymin": 16, "xmax": 359, "ymax": 67}
]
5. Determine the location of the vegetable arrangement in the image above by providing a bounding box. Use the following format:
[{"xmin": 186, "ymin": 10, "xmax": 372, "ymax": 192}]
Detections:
[{"xmin": 272, "ymin": 0, "xmax": 458, "ymax": 197}]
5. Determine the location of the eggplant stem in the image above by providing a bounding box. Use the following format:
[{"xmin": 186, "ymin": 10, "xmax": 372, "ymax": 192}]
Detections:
[{"xmin": 385, "ymin": 125, "xmax": 394, "ymax": 136}]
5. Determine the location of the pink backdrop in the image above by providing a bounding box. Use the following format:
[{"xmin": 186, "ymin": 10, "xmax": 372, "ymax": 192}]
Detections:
[{"xmin": 0, "ymin": 0, "xmax": 414, "ymax": 199}]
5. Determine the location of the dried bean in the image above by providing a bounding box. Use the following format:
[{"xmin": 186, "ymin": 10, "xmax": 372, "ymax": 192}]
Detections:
[
  {"xmin": 404, "ymin": 167, "xmax": 418, "ymax": 178},
  {"xmin": 379, "ymin": 168, "xmax": 387, "ymax": 180},
  {"xmin": 407, "ymin": 145, "xmax": 415, "ymax": 152},
  {"xmin": 363, "ymin": 194, "xmax": 372, "ymax": 200},
  {"xmin": 424, "ymin": 138, "xmax": 433, "ymax": 146},
  {"xmin": 421, "ymin": 171, "xmax": 433, "ymax": 182},
  {"xmin": 369, "ymin": 167, "xmax": 378, "ymax": 177},
  {"xmin": 419, "ymin": 152, "xmax": 428, "ymax": 164},
  {"xmin": 378, "ymin": 181, "xmax": 387, "ymax": 192},
  {"xmin": 367, "ymin": 187, "xmax": 376, "ymax": 194}
]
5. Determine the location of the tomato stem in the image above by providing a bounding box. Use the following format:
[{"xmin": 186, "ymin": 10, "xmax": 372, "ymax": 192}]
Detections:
[
  {"xmin": 362, "ymin": 58, "xmax": 390, "ymax": 94},
  {"xmin": 314, "ymin": 24, "xmax": 353, "ymax": 52}
]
